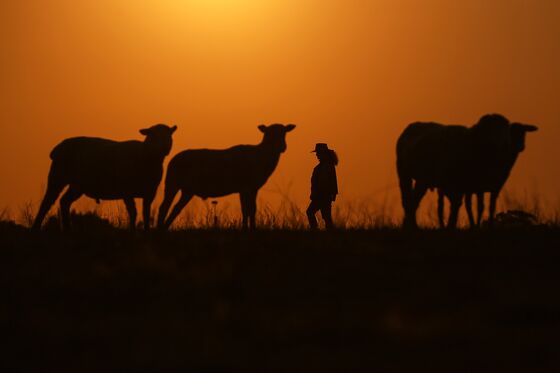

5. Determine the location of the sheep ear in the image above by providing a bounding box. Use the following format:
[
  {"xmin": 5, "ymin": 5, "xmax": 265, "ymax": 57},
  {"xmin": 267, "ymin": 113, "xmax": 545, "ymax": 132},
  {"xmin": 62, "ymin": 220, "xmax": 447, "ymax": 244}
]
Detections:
[
  {"xmin": 139, "ymin": 128, "xmax": 150, "ymax": 136},
  {"xmin": 522, "ymin": 124, "xmax": 538, "ymax": 132},
  {"xmin": 258, "ymin": 124, "xmax": 267, "ymax": 133},
  {"xmin": 170, "ymin": 125, "xmax": 177, "ymax": 133},
  {"xmin": 285, "ymin": 124, "xmax": 296, "ymax": 132}
]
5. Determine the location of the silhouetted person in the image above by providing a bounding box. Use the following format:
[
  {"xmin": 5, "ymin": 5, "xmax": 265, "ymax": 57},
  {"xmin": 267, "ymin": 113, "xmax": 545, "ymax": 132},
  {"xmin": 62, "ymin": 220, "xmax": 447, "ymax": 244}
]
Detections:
[{"xmin": 307, "ymin": 143, "xmax": 338, "ymax": 230}]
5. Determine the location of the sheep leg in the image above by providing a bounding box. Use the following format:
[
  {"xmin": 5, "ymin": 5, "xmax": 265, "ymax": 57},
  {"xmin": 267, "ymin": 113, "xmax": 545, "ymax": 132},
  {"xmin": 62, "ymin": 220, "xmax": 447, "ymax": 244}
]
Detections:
[
  {"xmin": 123, "ymin": 198, "xmax": 137, "ymax": 231},
  {"xmin": 465, "ymin": 193, "xmax": 475, "ymax": 229},
  {"xmin": 488, "ymin": 191, "xmax": 498, "ymax": 227},
  {"xmin": 408, "ymin": 182, "xmax": 427, "ymax": 228},
  {"xmin": 60, "ymin": 187, "xmax": 83, "ymax": 230},
  {"xmin": 447, "ymin": 193, "xmax": 463, "ymax": 229},
  {"xmin": 157, "ymin": 183, "xmax": 180, "ymax": 230},
  {"xmin": 437, "ymin": 189, "xmax": 445, "ymax": 229},
  {"xmin": 249, "ymin": 191, "xmax": 258, "ymax": 229},
  {"xmin": 240, "ymin": 193, "xmax": 249, "ymax": 229},
  {"xmin": 476, "ymin": 192, "xmax": 484, "ymax": 227},
  {"xmin": 163, "ymin": 192, "xmax": 192, "ymax": 230},
  {"xmin": 33, "ymin": 181, "xmax": 67, "ymax": 231},
  {"xmin": 240, "ymin": 191, "xmax": 257, "ymax": 229},
  {"xmin": 142, "ymin": 195, "xmax": 155, "ymax": 231},
  {"xmin": 398, "ymin": 174, "xmax": 415, "ymax": 228}
]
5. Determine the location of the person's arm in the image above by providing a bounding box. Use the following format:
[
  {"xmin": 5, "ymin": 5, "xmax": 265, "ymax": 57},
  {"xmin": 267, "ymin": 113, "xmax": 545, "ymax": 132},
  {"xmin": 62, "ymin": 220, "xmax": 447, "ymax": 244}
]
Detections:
[
  {"xmin": 310, "ymin": 166, "xmax": 320, "ymax": 199},
  {"xmin": 329, "ymin": 165, "xmax": 338, "ymax": 200}
]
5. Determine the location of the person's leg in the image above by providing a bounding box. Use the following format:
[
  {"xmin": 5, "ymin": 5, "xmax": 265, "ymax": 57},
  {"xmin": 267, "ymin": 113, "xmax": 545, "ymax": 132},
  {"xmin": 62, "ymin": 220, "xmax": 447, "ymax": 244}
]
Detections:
[
  {"xmin": 306, "ymin": 200, "xmax": 320, "ymax": 230},
  {"xmin": 320, "ymin": 202, "xmax": 334, "ymax": 230}
]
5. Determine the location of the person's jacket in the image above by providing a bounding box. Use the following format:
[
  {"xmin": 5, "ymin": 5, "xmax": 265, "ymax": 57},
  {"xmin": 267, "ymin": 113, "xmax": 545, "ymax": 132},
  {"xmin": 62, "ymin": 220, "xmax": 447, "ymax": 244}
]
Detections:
[{"xmin": 310, "ymin": 161, "xmax": 338, "ymax": 201}]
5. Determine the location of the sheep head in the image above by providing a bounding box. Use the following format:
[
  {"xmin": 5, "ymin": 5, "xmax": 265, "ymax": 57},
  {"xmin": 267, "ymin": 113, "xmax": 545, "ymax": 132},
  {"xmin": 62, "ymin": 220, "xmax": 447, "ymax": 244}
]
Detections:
[
  {"xmin": 510, "ymin": 123, "xmax": 538, "ymax": 152},
  {"xmin": 476, "ymin": 113, "xmax": 510, "ymax": 127},
  {"xmin": 258, "ymin": 123, "xmax": 296, "ymax": 153},
  {"xmin": 140, "ymin": 124, "xmax": 177, "ymax": 156}
]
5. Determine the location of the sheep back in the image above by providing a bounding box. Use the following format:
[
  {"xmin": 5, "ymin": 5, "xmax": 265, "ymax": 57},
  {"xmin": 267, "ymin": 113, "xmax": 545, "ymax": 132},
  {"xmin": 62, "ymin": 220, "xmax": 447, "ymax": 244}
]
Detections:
[
  {"xmin": 50, "ymin": 137, "xmax": 164, "ymax": 200},
  {"xmin": 397, "ymin": 122, "xmax": 472, "ymax": 190},
  {"xmin": 167, "ymin": 145, "xmax": 280, "ymax": 198}
]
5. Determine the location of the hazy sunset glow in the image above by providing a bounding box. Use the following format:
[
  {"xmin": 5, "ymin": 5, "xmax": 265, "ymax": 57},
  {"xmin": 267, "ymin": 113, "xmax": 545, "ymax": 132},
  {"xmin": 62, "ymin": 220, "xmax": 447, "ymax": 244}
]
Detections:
[{"xmin": 1, "ymin": 0, "xmax": 559, "ymax": 223}]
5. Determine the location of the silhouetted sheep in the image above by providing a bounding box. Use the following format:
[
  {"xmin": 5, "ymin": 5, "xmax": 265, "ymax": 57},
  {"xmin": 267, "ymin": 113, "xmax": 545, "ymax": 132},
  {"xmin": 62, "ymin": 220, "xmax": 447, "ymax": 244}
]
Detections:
[
  {"xmin": 436, "ymin": 189, "xmax": 484, "ymax": 228},
  {"xmin": 461, "ymin": 121, "xmax": 537, "ymax": 227},
  {"xmin": 32, "ymin": 124, "xmax": 177, "ymax": 231},
  {"xmin": 157, "ymin": 124, "xmax": 296, "ymax": 230},
  {"xmin": 439, "ymin": 118, "xmax": 538, "ymax": 228},
  {"xmin": 397, "ymin": 114, "xmax": 537, "ymax": 229}
]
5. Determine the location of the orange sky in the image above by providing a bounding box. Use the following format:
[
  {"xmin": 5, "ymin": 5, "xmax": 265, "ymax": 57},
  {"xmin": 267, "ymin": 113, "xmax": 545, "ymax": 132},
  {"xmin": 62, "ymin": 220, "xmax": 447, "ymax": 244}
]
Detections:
[{"xmin": 1, "ymin": 0, "xmax": 559, "ymax": 221}]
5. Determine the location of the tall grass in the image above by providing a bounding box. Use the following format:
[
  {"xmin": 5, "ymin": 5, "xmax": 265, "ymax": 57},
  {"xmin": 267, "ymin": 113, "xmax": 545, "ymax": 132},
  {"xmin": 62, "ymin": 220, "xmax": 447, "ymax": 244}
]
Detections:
[
  {"xmin": 0, "ymin": 206, "xmax": 11, "ymax": 222},
  {"xmin": 500, "ymin": 188, "xmax": 544, "ymax": 220},
  {"xmin": 5, "ymin": 188, "xmax": 560, "ymax": 229},
  {"xmin": 18, "ymin": 201, "xmax": 35, "ymax": 227}
]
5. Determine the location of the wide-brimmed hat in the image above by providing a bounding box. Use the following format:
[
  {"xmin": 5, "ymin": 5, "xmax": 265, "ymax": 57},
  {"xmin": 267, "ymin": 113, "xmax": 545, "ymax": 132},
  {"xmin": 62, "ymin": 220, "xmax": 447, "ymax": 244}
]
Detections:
[{"xmin": 311, "ymin": 143, "xmax": 329, "ymax": 153}]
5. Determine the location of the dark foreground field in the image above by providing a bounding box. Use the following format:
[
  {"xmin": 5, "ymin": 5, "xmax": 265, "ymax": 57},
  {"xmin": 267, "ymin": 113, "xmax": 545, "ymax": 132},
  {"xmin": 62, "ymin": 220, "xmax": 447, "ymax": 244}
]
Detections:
[{"xmin": 3, "ymin": 222, "xmax": 560, "ymax": 372}]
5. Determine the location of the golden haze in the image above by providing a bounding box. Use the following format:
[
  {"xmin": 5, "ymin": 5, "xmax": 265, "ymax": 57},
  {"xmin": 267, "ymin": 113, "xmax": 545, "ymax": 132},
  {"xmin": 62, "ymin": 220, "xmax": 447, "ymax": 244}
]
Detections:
[{"xmin": 1, "ymin": 0, "xmax": 559, "ymax": 219}]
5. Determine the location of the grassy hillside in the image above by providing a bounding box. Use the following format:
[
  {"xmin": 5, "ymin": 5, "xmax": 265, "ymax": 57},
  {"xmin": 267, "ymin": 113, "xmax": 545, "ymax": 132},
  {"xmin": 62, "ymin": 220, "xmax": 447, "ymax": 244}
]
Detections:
[{"xmin": 3, "ymin": 221, "xmax": 560, "ymax": 372}]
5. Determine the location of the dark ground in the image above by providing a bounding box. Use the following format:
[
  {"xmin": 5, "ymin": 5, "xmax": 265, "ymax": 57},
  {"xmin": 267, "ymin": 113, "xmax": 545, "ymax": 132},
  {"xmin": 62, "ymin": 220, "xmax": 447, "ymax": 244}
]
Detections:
[{"xmin": 2, "ymin": 221, "xmax": 560, "ymax": 372}]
